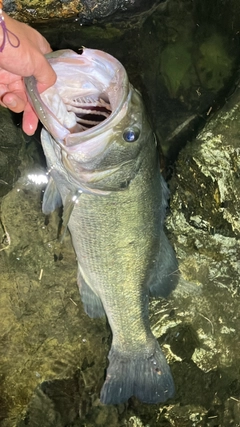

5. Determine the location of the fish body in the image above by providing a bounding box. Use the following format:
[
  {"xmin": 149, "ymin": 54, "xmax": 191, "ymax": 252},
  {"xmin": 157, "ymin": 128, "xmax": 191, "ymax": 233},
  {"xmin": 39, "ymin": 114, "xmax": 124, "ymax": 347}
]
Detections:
[{"xmin": 25, "ymin": 48, "xmax": 178, "ymax": 404}]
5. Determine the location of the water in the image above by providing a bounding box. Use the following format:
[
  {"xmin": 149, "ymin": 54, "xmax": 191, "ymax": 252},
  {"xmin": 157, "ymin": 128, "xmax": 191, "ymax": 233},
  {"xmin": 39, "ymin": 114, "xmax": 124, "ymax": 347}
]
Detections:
[{"xmin": 1, "ymin": 1, "xmax": 240, "ymax": 426}]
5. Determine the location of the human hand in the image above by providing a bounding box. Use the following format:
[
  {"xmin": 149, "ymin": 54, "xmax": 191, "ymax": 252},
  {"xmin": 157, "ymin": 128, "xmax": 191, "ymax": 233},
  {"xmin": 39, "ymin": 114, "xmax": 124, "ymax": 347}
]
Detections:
[{"xmin": 0, "ymin": 13, "xmax": 56, "ymax": 135}]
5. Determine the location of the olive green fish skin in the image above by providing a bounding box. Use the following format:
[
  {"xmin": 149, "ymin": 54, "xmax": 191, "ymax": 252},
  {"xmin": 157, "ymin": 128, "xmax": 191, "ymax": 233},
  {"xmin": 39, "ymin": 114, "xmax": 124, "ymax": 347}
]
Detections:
[
  {"xmin": 26, "ymin": 48, "xmax": 178, "ymax": 404},
  {"xmin": 41, "ymin": 90, "xmax": 178, "ymax": 404},
  {"xmin": 72, "ymin": 125, "xmax": 161, "ymax": 353}
]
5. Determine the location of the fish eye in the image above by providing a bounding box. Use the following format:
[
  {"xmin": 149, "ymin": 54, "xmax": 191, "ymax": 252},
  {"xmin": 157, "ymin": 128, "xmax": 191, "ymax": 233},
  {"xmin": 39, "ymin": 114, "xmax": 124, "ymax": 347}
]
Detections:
[{"xmin": 123, "ymin": 126, "xmax": 140, "ymax": 142}]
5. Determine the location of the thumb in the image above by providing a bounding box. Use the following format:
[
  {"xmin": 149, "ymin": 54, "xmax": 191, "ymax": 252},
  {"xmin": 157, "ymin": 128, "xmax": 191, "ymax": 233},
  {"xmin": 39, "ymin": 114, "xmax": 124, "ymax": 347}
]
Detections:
[{"xmin": 34, "ymin": 55, "xmax": 57, "ymax": 94}]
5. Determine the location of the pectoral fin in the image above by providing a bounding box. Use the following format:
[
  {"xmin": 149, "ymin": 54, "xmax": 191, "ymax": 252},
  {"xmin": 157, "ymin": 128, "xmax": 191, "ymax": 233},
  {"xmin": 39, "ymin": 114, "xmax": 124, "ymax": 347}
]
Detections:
[{"xmin": 42, "ymin": 176, "xmax": 62, "ymax": 215}]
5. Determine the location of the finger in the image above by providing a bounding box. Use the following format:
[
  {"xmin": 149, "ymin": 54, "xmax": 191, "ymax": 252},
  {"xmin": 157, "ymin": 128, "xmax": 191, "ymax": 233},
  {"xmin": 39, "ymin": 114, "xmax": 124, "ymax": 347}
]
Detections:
[
  {"xmin": 22, "ymin": 102, "xmax": 39, "ymax": 135},
  {"xmin": 39, "ymin": 38, "xmax": 53, "ymax": 56},
  {"xmin": 0, "ymin": 69, "xmax": 19, "ymax": 85},
  {"xmin": 2, "ymin": 92, "xmax": 26, "ymax": 113},
  {"xmin": 34, "ymin": 55, "xmax": 57, "ymax": 93},
  {"xmin": 0, "ymin": 101, "xmax": 7, "ymax": 108}
]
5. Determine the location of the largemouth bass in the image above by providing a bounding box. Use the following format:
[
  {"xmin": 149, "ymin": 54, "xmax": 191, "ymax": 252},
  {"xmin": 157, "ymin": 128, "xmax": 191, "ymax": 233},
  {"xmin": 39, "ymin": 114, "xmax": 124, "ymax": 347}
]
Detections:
[{"xmin": 25, "ymin": 48, "xmax": 178, "ymax": 405}]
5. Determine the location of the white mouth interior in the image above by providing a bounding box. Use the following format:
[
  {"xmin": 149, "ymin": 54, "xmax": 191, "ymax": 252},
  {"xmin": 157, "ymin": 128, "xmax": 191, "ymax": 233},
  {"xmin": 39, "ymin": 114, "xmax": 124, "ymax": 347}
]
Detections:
[
  {"xmin": 64, "ymin": 94, "xmax": 112, "ymax": 130},
  {"xmin": 40, "ymin": 49, "xmax": 126, "ymax": 134},
  {"xmin": 41, "ymin": 85, "xmax": 112, "ymax": 133}
]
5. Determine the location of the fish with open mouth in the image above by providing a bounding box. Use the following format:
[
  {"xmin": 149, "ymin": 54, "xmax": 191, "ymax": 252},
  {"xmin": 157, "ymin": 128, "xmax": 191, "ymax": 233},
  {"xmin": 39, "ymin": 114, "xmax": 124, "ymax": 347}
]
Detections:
[{"xmin": 25, "ymin": 48, "xmax": 178, "ymax": 405}]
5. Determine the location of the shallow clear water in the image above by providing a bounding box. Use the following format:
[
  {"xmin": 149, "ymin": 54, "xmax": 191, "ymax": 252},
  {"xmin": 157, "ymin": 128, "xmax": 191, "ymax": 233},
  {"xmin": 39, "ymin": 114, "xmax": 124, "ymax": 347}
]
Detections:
[{"xmin": 1, "ymin": 1, "xmax": 240, "ymax": 426}]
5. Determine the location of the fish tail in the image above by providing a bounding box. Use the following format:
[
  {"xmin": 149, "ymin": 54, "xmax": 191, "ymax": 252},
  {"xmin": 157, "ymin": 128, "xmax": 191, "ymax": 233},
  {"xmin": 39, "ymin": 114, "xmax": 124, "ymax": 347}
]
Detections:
[{"xmin": 100, "ymin": 341, "xmax": 174, "ymax": 405}]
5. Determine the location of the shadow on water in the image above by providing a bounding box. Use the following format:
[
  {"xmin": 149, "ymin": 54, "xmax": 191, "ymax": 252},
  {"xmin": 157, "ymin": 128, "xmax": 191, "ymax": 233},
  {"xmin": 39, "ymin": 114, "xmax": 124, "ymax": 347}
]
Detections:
[{"xmin": 1, "ymin": 1, "xmax": 240, "ymax": 426}]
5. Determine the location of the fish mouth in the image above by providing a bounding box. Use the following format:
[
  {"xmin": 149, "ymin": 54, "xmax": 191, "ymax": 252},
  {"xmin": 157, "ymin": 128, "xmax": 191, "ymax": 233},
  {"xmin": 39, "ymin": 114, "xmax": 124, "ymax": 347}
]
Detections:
[
  {"xmin": 25, "ymin": 48, "xmax": 130, "ymax": 150},
  {"xmin": 64, "ymin": 93, "xmax": 112, "ymax": 130}
]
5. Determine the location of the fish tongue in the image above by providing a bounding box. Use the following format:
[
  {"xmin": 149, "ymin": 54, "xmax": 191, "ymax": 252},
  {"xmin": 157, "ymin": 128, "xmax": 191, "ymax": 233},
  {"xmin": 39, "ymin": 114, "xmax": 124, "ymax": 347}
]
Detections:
[
  {"xmin": 68, "ymin": 123, "xmax": 85, "ymax": 134},
  {"xmin": 41, "ymin": 88, "xmax": 78, "ymax": 131}
]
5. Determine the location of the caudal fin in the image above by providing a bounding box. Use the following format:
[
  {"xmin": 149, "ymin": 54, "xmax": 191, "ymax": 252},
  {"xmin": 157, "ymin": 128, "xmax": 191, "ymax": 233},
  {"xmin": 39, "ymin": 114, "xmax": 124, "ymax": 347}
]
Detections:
[{"xmin": 100, "ymin": 341, "xmax": 174, "ymax": 405}]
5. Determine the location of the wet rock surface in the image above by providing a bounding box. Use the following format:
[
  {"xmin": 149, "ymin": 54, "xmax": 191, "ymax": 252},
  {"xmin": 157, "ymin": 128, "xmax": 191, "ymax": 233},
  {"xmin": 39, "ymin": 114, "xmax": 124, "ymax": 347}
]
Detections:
[
  {"xmin": 5, "ymin": 0, "xmax": 160, "ymax": 23},
  {"xmin": 4, "ymin": 0, "xmax": 240, "ymax": 31},
  {"xmin": 164, "ymin": 80, "xmax": 240, "ymax": 426}
]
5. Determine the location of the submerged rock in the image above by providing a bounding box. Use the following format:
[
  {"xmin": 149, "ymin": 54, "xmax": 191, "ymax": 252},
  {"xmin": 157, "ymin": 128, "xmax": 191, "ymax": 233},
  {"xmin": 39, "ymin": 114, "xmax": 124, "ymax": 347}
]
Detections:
[
  {"xmin": 1, "ymin": 82, "xmax": 240, "ymax": 425},
  {"xmin": 0, "ymin": 173, "xmax": 108, "ymax": 426}
]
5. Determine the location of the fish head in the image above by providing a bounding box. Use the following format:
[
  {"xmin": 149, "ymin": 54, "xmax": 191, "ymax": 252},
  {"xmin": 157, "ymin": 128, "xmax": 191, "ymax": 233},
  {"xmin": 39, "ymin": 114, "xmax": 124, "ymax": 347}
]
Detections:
[{"xmin": 25, "ymin": 48, "xmax": 154, "ymax": 193}]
